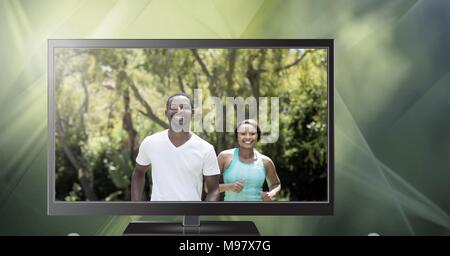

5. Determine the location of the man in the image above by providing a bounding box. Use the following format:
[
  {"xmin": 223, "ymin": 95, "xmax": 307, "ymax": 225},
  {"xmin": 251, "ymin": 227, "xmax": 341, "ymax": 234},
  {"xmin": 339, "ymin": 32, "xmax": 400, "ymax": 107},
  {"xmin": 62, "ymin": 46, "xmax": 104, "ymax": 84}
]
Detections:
[{"xmin": 131, "ymin": 93, "xmax": 220, "ymax": 201}]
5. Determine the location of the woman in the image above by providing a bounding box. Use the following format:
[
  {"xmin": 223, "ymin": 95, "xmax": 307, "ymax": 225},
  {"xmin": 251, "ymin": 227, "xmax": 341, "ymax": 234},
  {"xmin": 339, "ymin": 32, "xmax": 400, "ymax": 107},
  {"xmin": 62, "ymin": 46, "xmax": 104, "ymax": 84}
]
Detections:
[{"xmin": 218, "ymin": 119, "xmax": 281, "ymax": 201}]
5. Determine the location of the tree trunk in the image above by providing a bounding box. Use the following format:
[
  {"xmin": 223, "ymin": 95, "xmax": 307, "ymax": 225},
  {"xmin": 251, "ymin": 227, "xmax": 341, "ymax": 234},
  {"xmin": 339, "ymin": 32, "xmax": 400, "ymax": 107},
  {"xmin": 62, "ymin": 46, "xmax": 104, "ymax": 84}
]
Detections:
[
  {"xmin": 128, "ymin": 77, "xmax": 168, "ymax": 129},
  {"xmin": 122, "ymin": 87, "xmax": 138, "ymax": 162},
  {"xmin": 57, "ymin": 111, "xmax": 98, "ymax": 201}
]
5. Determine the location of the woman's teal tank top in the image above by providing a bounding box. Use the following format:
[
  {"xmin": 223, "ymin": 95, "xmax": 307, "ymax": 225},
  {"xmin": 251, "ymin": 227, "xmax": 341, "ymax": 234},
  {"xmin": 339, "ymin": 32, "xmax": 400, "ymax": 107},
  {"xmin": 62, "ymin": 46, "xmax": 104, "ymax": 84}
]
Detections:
[{"xmin": 223, "ymin": 148, "xmax": 266, "ymax": 201}]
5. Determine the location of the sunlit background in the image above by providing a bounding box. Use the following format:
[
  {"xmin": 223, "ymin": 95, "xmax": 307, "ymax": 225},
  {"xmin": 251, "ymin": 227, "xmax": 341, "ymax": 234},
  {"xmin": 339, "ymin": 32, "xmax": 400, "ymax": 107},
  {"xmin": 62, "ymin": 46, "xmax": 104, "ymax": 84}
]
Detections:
[{"xmin": 1, "ymin": 0, "xmax": 450, "ymax": 235}]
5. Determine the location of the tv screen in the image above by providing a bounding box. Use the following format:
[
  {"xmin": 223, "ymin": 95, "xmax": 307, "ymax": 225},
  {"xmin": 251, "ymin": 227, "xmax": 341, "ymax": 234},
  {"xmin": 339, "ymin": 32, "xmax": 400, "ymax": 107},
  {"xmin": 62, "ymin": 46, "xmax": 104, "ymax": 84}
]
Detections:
[{"xmin": 48, "ymin": 39, "xmax": 333, "ymax": 216}]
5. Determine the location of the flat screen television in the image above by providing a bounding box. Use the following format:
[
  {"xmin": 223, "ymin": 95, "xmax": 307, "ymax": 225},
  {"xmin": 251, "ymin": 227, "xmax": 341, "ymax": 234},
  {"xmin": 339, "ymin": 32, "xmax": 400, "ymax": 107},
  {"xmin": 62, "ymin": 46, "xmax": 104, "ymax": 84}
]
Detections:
[{"xmin": 48, "ymin": 39, "xmax": 334, "ymax": 235}]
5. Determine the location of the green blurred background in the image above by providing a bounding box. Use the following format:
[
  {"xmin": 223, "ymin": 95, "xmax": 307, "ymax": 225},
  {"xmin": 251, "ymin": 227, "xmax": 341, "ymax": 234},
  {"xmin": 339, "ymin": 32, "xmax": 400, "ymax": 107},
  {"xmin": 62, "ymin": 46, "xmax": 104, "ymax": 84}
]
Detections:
[{"xmin": 1, "ymin": 0, "xmax": 449, "ymax": 235}]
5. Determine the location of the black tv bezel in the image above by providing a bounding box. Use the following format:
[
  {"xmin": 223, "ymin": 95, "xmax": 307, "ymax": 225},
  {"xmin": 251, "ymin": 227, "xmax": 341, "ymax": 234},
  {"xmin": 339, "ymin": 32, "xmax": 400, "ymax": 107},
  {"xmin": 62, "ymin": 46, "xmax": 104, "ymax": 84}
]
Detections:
[{"xmin": 48, "ymin": 39, "xmax": 334, "ymax": 216}]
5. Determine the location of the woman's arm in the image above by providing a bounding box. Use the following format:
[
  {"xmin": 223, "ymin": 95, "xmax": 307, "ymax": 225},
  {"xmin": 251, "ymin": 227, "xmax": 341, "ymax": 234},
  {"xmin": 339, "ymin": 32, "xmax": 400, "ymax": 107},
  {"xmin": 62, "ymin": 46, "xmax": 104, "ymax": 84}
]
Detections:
[
  {"xmin": 217, "ymin": 151, "xmax": 244, "ymax": 193},
  {"xmin": 220, "ymin": 181, "xmax": 244, "ymax": 193},
  {"xmin": 261, "ymin": 157, "xmax": 281, "ymax": 201}
]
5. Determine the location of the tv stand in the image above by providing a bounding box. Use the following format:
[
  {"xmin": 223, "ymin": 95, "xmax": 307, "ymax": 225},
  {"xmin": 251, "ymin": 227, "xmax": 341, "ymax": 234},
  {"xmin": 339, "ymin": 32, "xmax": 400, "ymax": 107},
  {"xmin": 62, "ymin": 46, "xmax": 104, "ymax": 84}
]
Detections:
[{"xmin": 122, "ymin": 216, "xmax": 260, "ymax": 236}]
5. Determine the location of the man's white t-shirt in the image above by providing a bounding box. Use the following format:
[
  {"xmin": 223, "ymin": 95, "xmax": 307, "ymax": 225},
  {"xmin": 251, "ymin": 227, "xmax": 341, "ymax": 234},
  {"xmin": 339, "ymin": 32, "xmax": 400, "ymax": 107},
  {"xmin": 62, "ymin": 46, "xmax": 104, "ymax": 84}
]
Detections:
[{"xmin": 135, "ymin": 130, "xmax": 220, "ymax": 201}]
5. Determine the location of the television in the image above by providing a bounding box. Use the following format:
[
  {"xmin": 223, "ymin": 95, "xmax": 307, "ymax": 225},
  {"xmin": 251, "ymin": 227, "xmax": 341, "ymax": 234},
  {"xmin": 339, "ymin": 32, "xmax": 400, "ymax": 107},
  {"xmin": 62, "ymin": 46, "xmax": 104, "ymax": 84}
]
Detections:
[{"xmin": 48, "ymin": 39, "xmax": 334, "ymax": 235}]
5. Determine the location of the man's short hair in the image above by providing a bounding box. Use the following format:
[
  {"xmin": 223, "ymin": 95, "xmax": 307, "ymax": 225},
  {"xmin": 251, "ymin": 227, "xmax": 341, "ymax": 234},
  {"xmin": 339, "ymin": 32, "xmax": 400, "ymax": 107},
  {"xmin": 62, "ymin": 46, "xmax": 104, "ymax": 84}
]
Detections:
[
  {"xmin": 234, "ymin": 119, "xmax": 262, "ymax": 141},
  {"xmin": 166, "ymin": 92, "xmax": 194, "ymax": 110}
]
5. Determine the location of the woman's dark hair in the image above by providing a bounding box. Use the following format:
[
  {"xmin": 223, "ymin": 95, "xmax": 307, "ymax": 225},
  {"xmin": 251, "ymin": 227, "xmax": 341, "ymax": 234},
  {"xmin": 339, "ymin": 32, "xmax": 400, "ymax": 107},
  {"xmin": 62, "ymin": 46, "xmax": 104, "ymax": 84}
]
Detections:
[{"xmin": 234, "ymin": 119, "xmax": 261, "ymax": 141}]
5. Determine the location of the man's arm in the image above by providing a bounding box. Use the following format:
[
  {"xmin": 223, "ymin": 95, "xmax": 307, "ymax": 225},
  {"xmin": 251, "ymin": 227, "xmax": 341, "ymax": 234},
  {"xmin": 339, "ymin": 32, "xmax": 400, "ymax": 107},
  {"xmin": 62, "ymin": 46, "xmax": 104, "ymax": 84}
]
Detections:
[
  {"xmin": 131, "ymin": 164, "xmax": 148, "ymax": 201},
  {"xmin": 204, "ymin": 175, "xmax": 220, "ymax": 201}
]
